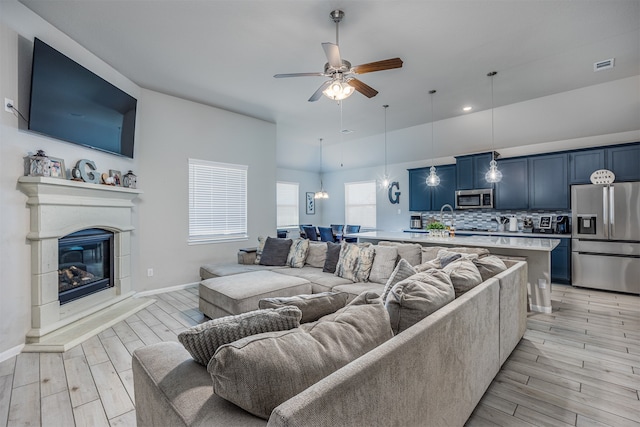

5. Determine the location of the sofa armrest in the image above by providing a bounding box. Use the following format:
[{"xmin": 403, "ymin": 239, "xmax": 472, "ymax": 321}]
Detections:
[
  {"xmin": 238, "ymin": 248, "xmax": 257, "ymax": 265},
  {"xmin": 133, "ymin": 342, "xmax": 265, "ymax": 427}
]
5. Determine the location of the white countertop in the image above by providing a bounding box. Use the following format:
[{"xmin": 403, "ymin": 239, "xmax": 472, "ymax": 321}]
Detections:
[
  {"xmin": 349, "ymin": 231, "xmax": 561, "ymax": 252},
  {"xmin": 403, "ymin": 229, "xmax": 571, "ymax": 239}
]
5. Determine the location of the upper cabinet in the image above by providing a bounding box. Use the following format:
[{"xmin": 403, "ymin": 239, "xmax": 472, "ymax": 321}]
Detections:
[
  {"xmin": 607, "ymin": 144, "xmax": 640, "ymax": 182},
  {"xmin": 408, "ymin": 164, "xmax": 457, "ymax": 212},
  {"xmin": 528, "ymin": 153, "xmax": 569, "ymax": 209},
  {"xmin": 569, "ymin": 149, "xmax": 605, "ymax": 184},
  {"xmin": 494, "ymin": 157, "xmax": 528, "ymax": 210},
  {"xmin": 456, "ymin": 152, "xmax": 493, "ymax": 189}
]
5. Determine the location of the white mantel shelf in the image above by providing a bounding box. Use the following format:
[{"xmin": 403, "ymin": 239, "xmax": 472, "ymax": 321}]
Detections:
[{"xmin": 347, "ymin": 231, "xmax": 559, "ymax": 313}]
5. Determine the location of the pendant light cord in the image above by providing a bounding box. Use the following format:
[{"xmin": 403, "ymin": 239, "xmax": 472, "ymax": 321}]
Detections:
[
  {"xmin": 488, "ymin": 71, "xmax": 497, "ymax": 161},
  {"xmin": 429, "ymin": 90, "xmax": 436, "ymax": 166},
  {"xmin": 383, "ymin": 105, "xmax": 388, "ymax": 176}
]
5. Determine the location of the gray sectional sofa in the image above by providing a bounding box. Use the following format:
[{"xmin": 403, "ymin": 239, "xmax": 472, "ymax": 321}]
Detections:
[{"xmin": 133, "ymin": 240, "xmax": 528, "ymax": 426}]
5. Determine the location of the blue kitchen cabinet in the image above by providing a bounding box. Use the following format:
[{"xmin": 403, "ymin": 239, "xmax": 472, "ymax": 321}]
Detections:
[
  {"xmin": 551, "ymin": 239, "xmax": 571, "ymax": 284},
  {"xmin": 528, "ymin": 153, "xmax": 569, "ymax": 209},
  {"xmin": 456, "ymin": 153, "xmax": 493, "ymax": 189},
  {"xmin": 431, "ymin": 164, "xmax": 457, "ymax": 209},
  {"xmin": 569, "ymin": 149, "xmax": 605, "ymax": 184},
  {"xmin": 607, "ymin": 144, "xmax": 640, "ymax": 182},
  {"xmin": 408, "ymin": 167, "xmax": 432, "ymax": 212},
  {"xmin": 494, "ymin": 157, "xmax": 528, "ymax": 209}
]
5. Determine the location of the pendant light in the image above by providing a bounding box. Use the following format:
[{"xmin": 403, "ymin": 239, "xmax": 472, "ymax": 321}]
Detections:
[
  {"xmin": 314, "ymin": 138, "xmax": 329, "ymax": 199},
  {"xmin": 485, "ymin": 71, "xmax": 502, "ymax": 183},
  {"xmin": 426, "ymin": 89, "xmax": 440, "ymax": 186},
  {"xmin": 381, "ymin": 104, "xmax": 390, "ymax": 189}
]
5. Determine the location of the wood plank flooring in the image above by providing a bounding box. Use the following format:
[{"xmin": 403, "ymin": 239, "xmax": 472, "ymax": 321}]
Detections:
[{"xmin": 1, "ymin": 284, "xmax": 638, "ymax": 426}]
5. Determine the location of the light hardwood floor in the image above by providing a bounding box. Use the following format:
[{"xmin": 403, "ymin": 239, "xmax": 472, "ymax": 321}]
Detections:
[{"xmin": 1, "ymin": 284, "xmax": 638, "ymax": 426}]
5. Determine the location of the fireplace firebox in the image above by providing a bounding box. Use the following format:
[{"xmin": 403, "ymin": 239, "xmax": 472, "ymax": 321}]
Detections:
[{"xmin": 58, "ymin": 228, "xmax": 114, "ymax": 304}]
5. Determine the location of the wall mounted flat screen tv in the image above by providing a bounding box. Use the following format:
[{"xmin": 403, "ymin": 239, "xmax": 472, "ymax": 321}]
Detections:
[{"xmin": 29, "ymin": 38, "xmax": 137, "ymax": 158}]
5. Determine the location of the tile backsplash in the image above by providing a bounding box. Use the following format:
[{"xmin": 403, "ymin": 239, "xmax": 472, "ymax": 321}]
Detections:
[{"xmin": 419, "ymin": 209, "xmax": 571, "ymax": 231}]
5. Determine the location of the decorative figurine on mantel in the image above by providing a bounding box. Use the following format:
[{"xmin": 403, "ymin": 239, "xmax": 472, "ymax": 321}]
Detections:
[
  {"xmin": 26, "ymin": 150, "xmax": 52, "ymax": 177},
  {"xmin": 72, "ymin": 159, "xmax": 100, "ymax": 184},
  {"xmin": 123, "ymin": 170, "xmax": 137, "ymax": 189}
]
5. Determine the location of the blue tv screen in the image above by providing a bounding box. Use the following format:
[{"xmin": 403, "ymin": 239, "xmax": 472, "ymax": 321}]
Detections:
[{"xmin": 29, "ymin": 38, "xmax": 137, "ymax": 158}]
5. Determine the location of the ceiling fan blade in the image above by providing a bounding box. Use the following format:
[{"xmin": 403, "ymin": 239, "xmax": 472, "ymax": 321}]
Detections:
[
  {"xmin": 348, "ymin": 78, "xmax": 378, "ymax": 98},
  {"xmin": 352, "ymin": 58, "xmax": 403, "ymax": 74},
  {"xmin": 322, "ymin": 42, "xmax": 343, "ymax": 69},
  {"xmin": 274, "ymin": 72, "xmax": 325, "ymax": 78},
  {"xmin": 309, "ymin": 81, "xmax": 332, "ymax": 102}
]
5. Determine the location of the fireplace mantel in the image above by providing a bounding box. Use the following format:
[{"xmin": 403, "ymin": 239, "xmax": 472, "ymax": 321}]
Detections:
[{"xmin": 18, "ymin": 176, "xmax": 147, "ymax": 350}]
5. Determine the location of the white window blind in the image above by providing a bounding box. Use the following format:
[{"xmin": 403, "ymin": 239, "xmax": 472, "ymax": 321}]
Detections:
[
  {"xmin": 345, "ymin": 180, "xmax": 377, "ymax": 229},
  {"xmin": 188, "ymin": 158, "xmax": 248, "ymax": 243},
  {"xmin": 277, "ymin": 182, "xmax": 299, "ymax": 228}
]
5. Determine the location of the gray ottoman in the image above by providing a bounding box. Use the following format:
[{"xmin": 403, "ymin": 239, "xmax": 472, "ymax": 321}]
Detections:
[{"xmin": 199, "ymin": 270, "xmax": 312, "ymax": 319}]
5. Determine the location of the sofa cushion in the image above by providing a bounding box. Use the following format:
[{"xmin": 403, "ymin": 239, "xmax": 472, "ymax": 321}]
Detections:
[
  {"xmin": 442, "ymin": 259, "xmax": 484, "ymax": 298},
  {"xmin": 258, "ymin": 292, "xmax": 349, "ymax": 323},
  {"xmin": 415, "ymin": 260, "xmax": 441, "ymax": 272},
  {"xmin": 305, "ymin": 241, "xmax": 327, "ymax": 268},
  {"xmin": 386, "ymin": 269, "xmax": 455, "ymax": 334},
  {"xmin": 286, "ymin": 238, "xmax": 309, "ymax": 268},
  {"xmin": 254, "ymin": 236, "xmax": 267, "ymax": 265},
  {"xmin": 209, "ymin": 292, "xmax": 392, "ymax": 419},
  {"xmin": 473, "ymin": 255, "xmax": 508, "ymax": 282},
  {"xmin": 368, "ymin": 245, "xmax": 399, "ymax": 284},
  {"xmin": 335, "ymin": 243, "xmax": 375, "ymax": 282},
  {"xmin": 322, "ymin": 241, "xmax": 342, "ymax": 273},
  {"xmin": 259, "ymin": 237, "xmax": 293, "ymax": 266},
  {"xmin": 178, "ymin": 307, "xmax": 302, "ymax": 365},
  {"xmin": 421, "ymin": 246, "xmax": 447, "ymax": 263},
  {"xmin": 378, "ymin": 241, "xmax": 423, "ymax": 266},
  {"xmin": 380, "ymin": 258, "xmax": 417, "ymax": 304}
]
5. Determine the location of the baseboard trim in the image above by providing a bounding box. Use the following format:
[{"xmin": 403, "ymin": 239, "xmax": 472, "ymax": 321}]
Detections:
[
  {"xmin": 135, "ymin": 282, "xmax": 199, "ymax": 298},
  {"xmin": 0, "ymin": 344, "xmax": 25, "ymax": 363}
]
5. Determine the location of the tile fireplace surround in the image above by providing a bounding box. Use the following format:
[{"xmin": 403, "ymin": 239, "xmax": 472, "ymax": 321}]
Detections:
[{"xmin": 18, "ymin": 176, "xmax": 145, "ymax": 350}]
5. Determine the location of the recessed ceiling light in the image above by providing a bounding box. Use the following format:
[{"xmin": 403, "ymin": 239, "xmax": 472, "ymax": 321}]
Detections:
[{"xmin": 463, "ymin": 106, "xmax": 472, "ymax": 112}]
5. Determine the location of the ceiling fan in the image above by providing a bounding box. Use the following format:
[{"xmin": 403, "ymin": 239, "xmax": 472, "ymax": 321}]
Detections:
[{"xmin": 274, "ymin": 10, "xmax": 403, "ymax": 102}]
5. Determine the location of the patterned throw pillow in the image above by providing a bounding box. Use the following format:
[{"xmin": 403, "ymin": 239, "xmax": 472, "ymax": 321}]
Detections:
[
  {"xmin": 287, "ymin": 238, "xmax": 310, "ymax": 268},
  {"xmin": 254, "ymin": 236, "xmax": 267, "ymax": 265},
  {"xmin": 368, "ymin": 245, "xmax": 399, "ymax": 284},
  {"xmin": 178, "ymin": 307, "xmax": 302, "ymax": 366},
  {"xmin": 380, "ymin": 258, "xmax": 417, "ymax": 304},
  {"xmin": 334, "ymin": 243, "xmax": 375, "ymax": 282}
]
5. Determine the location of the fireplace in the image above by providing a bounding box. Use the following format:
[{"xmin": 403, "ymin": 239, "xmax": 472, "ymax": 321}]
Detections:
[{"xmin": 59, "ymin": 228, "xmax": 114, "ymax": 304}]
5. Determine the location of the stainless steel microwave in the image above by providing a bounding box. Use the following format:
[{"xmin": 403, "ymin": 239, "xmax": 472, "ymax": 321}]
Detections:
[{"xmin": 455, "ymin": 188, "xmax": 493, "ymax": 209}]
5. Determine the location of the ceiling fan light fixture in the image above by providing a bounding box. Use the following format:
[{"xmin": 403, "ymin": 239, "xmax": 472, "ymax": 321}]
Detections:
[{"xmin": 323, "ymin": 78, "xmax": 354, "ymax": 101}]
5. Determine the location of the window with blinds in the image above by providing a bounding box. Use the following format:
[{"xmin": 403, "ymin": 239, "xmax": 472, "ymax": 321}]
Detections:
[
  {"xmin": 345, "ymin": 180, "xmax": 377, "ymax": 229},
  {"xmin": 188, "ymin": 158, "xmax": 248, "ymax": 244},
  {"xmin": 277, "ymin": 182, "xmax": 299, "ymax": 228}
]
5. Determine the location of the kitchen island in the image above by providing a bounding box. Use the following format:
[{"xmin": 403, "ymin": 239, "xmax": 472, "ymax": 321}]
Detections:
[{"xmin": 346, "ymin": 231, "xmax": 561, "ymax": 313}]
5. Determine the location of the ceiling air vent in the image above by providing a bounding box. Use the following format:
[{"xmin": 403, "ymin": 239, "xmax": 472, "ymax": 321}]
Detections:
[{"xmin": 594, "ymin": 58, "xmax": 615, "ymax": 72}]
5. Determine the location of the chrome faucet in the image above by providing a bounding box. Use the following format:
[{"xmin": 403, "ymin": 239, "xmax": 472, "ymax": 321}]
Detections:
[{"xmin": 440, "ymin": 204, "xmax": 455, "ymax": 228}]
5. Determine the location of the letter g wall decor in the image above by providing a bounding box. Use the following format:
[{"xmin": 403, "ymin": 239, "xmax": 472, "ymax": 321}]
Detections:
[{"xmin": 388, "ymin": 181, "xmax": 400, "ymax": 204}]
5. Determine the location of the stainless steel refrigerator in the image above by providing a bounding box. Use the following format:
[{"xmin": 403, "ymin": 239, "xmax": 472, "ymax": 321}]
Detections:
[{"xmin": 571, "ymin": 182, "xmax": 640, "ymax": 294}]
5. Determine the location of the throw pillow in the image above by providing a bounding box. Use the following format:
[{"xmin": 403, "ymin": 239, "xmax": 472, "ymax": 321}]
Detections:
[
  {"xmin": 254, "ymin": 236, "xmax": 267, "ymax": 265},
  {"xmin": 378, "ymin": 241, "xmax": 423, "ymax": 266},
  {"xmin": 305, "ymin": 241, "xmax": 328, "ymax": 268},
  {"xmin": 259, "ymin": 237, "xmax": 293, "ymax": 266},
  {"xmin": 178, "ymin": 307, "xmax": 302, "ymax": 366},
  {"xmin": 209, "ymin": 292, "xmax": 392, "ymax": 419},
  {"xmin": 442, "ymin": 258, "xmax": 483, "ymax": 298},
  {"xmin": 473, "ymin": 255, "xmax": 508, "ymax": 282},
  {"xmin": 334, "ymin": 243, "xmax": 375, "ymax": 282},
  {"xmin": 322, "ymin": 241, "xmax": 342, "ymax": 273},
  {"xmin": 286, "ymin": 238, "xmax": 309, "ymax": 268},
  {"xmin": 385, "ymin": 269, "xmax": 455, "ymax": 334},
  {"xmin": 421, "ymin": 246, "xmax": 447, "ymax": 264},
  {"xmin": 380, "ymin": 258, "xmax": 417, "ymax": 304},
  {"xmin": 259, "ymin": 291, "xmax": 349, "ymax": 323},
  {"xmin": 414, "ymin": 260, "xmax": 441, "ymax": 272},
  {"xmin": 368, "ymin": 245, "xmax": 399, "ymax": 284}
]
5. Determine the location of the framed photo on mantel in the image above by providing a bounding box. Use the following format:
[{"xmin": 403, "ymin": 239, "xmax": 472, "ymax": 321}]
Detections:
[{"xmin": 306, "ymin": 192, "xmax": 315, "ymax": 215}]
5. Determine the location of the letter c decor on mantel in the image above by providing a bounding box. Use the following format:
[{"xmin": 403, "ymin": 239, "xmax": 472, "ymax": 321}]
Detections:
[{"xmin": 388, "ymin": 181, "xmax": 400, "ymax": 204}]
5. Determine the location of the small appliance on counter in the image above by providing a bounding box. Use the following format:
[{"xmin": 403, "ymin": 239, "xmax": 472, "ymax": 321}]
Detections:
[
  {"xmin": 555, "ymin": 215, "xmax": 570, "ymax": 234},
  {"xmin": 410, "ymin": 215, "xmax": 423, "ymax": 229},
  {"xmin": 522, "ymin": 217, "xmax": 534, "ymax": 233},
  {"xmin": 534, "ymin": 215, "xmax": 555, "ymax": 234},
  {"xmin": 507, "ymin": 215, "xmax": 518, "ymax": 232}
]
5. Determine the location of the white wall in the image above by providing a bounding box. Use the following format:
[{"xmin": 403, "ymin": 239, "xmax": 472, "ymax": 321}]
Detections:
[{"xmin": 134, "ymin": 89, "xmax": 276, "ymax": 291}]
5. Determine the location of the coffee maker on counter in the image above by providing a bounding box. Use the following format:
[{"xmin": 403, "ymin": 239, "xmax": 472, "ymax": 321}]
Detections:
[
  {"xmin": 555, "ymin": 215, "xmax": 570, "ymax": 234},
  {"xmin": 410, "ymin": 215, "xmax": 423, "ymax": 229}
]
